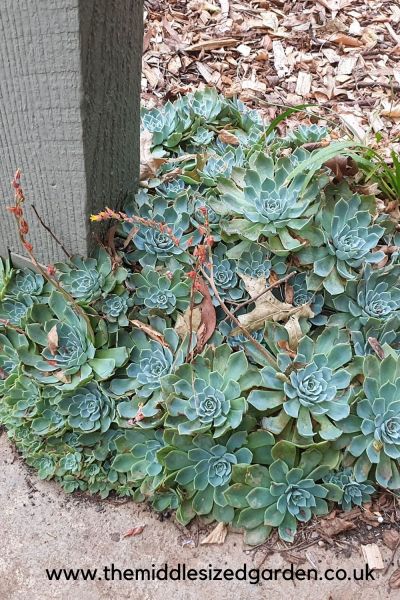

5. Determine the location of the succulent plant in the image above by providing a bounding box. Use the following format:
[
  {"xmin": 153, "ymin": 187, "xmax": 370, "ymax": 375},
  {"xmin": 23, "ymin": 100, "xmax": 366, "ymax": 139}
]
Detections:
[
  {"xmin": 156, "ymin": 178, "xmax": 187, "ymax": 199},
  {"xmin": 111, "ymin": 428, "xmax": 165, "ymax": 497},
  {"xmin": 0, "ymin": 257, "xmax": 13, "ymax": 300},
  {"xmin": 20, "ymin": 291, "xmax": 128, "ymax": 389},
  {"xmin": 191, "ymin": 127, "xmax": 215, "ymax": 146},
  {"xmin": 298, "ymin": 193, "xmax": 385, "ymax": 294},
  {"xmin": 248, "ymin": 327, "xmax": 353, "ymax": 441},
  {"xmin": 0, "ymin": 330, "xmax": 28, "ymax": 390},
  {"xmin": 58, "ymin": 382, "xmax": 114, "ymax": 433},
  {"xmin": 158, "ymin": 429, "xmax": 254, "ymax": 523},
  {"xmin": 162, "ymin": 345, "xmax": 251, "ymax": 437},
  {"xmin": 351, "ymin": 317, "xmax": 400, "ymax": 357},
  {"xmin": 330, "ymin": 264, "xmax": 400, "ymax": 328},
  {"xmin": 200, "ymin": 149, "xmax": 244, "ymax": 185},
  {"xmin": 7, "ymin": 268, "xmax": 46, "ymax": 298},
  {"xmin": 228, "ymin": 441, "xmax": 341, "ymax": 543},
  {"xmin": 339, "ymin": 353, "xmax": 400, "ymax": 489},
  {"xmin": 0, "ymin": 296, "xmax": 33, "ymax": 326},
  {"xmin": 190, "ymin": 88, "xmax": 223, "ymax": 122},
  {"xmin": 286, "ymin": 125, "xmax": 328, "ymax": 147},
  {"xmin": 206, "ymin": 243, "xmax": 245, "ymax": 306},
  {"xmin": 122, "ymin": 196, "xmax": 197, "ymax": 269},
  {"xmin": 96, "ymin": 291, "xmax": 133, "ymax": 328},
  {"xmin": 323, "ymin": 468, "xmax": 375, "ymax": 511},
  {"xmin": 129, "ymin": 267, "xmax": 192, "ymax": 317},
  {"xmin": 289, "ymin": 272, "xmax": 326, "ymax": 326},
  {"xmin": 56, "ymin": 249, "xmax": 127, "ymax": 303},
  {"xmin": 216, "ymin": 149, "xmax": 326, "ymax": 253}
]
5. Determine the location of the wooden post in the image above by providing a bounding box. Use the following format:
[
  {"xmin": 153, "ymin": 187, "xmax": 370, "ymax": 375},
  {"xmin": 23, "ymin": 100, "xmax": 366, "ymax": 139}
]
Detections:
[{"xmin": 0, "ymin": 0, "xmax": 143, "ymax": 265}]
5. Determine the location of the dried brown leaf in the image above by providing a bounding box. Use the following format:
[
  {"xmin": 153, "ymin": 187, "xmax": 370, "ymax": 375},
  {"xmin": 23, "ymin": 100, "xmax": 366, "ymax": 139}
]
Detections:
[
  {"xmin": 331, "ymin": 33, "xmax": 363, "ymax": 48},
  {"xmin": 382, "ymin": 529, "xmax": 400, "ymax": 551},
  {"xmin": 218, "ymin": 129, "xmax": 240, "ymax": 145},
  {"xmin": 367, "ymin": 337, "xmax": 385, "ymax": 360},
  {"xmin": 140, "ymin": 129, "xmax": 168, "ymax": 180},
  {"xmin": 130, "ymin": 320, "xmax": 171, "ymax": 348},
  {"xmin": 318, "ymin": 517, "xmax": 355, "ymax": 537},
  {"xmin": 186, "ymin": 38, "xmax": 238, "ymax": 52},
  {"xmin": 122, "ymin": 525, "xmax": 146, "ymax": 539},
  {"xmin": 200, "ymin": 522, "xmax": 228, "ymax": 545},
  {"xmin": 47, "ymin": 325, "xmax": 59, "ymax": 356},
  {"xmin": 389, "ymin": 568, "xmax": 400, "ymax": 590}
]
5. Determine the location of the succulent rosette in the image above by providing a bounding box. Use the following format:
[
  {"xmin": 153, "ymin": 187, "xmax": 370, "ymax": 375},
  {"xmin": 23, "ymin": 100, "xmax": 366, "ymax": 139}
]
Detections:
[
  {"xmin": 58, "ymin": 382, "xmax": 114, "ymax": 433},
  {"xmin": 298, "ymin": 191, "xmax": 385, "ymax": 294},
  {"xmin": 323, "ymin": 468, "xmax": 375, "ymax": 511},
  {"xmin": 248, "ymin": 326, "xmax": 353, "ymax": 441},
  {"xmin": 162, "ymin": 345, "xmax": 251, "ymax": 437},
  {"xmin": 339, "ymin": 353, "xmax": 400, "ymax": 489},
  {"xmin": 129, "ymin": 267, "xmax": 192, "ymax": 317}
]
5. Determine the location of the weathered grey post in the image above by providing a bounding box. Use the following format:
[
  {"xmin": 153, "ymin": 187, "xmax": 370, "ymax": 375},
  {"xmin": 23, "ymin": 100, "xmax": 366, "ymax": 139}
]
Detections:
[{"xmin": 0, "ymin": 0, "xmax": 143, "ymax": 264}]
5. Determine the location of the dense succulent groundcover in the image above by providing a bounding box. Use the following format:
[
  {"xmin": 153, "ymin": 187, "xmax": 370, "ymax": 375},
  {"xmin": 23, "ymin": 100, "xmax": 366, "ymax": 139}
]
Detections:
[{"xmin": 0, "ymin": 90, "xmax": 399, "ymax": 545}]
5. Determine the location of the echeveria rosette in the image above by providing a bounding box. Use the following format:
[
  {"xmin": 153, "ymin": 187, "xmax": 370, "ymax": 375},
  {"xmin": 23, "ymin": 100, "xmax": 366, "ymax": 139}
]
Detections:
[
  {"xmin": 111, "ymin": 325, "xmax": 185, "ymax": 427},
  {"xmin": 216, "ymin": 149, "xmax": 326, "ymax": 254},
  {"xmin": 190, "ymin": 88, "xmax": 224, "ymax": 123},
  {"xmin": 190, "ymin": 127, "xmax": 214, "ymax": 147},
  {"xmin": 0, "ymin": 330, "xmax": 29, "ymax": 392},
  {"xmin": 248, "ymin": 327, "xmax": 353, "ymax": 442},
  {"xmin": 122, "ymin": 196, "xmax": 198, "ymax": 269},
  {"xmin": 0, "ymin": 296, "xmax": 34, "ymax": 327},
  {"xmin": 298, "ymin": 194, "xmax": 385, "ymax": 295},
  {"xmin": 330, "ymin": 264, "xmax": 400, "ymax": 329},
  {"xmin": 19, "ymin": 291, "xmax": 128, "ymax": 390},
  {"xmin": 129, "ymin": 267, "xmax": 192, "ymax": 317},
  {"xmin": 6, "ymin": 269, "xmax": 46, "ymax": 298},
  {"xmin": 323, "ymin": 468, "xmax": 375, "ymax": 511},
  {"xmin": 290, "ymin": 272, "xmax": 326, "ymax": 326},
  {"xmin": 56, "ymin": 248, "xmax": 127, "ymax": 303},
  {"xmin": 111, "ymin": 429, "xmax": 165, "ymax": 498},
  {"xmin": 158, "ymin": 430, "xmax": 253, "ymax": 524},
  {"xmin": 351, "ymin": 316, "xmax": 400, "ymax": 357},
  {"xmin": 156, "ymin": 178, "xmax": 187, "ymax": 200},
  {"xmin": 96, "ymin": 291, "xmax": 133, "ymax": 329},
  {"xmin": 200, "ymin": 147, "xmax": 244, "ymax": 186},
  {"xmin": 339, "ymin": 353, "xmax": 400, "ymax": 490},
  {"xmin": 228, "ymin": 441, "xmax": 342, "ymax": 544},
  {"xmin": 163, "ymin": 345, "xmax": 252, "ymax": 437},
  {"xmin": 206, "ymin": 243, "xmax": 246, "ymax": 306},
  {"xmin": 285, "ymin": 125, "xmax": 328, "ymax": 147},
  {"xmin": 58, "ymin": 382, "xmax": 114, "ymax": 433},
  {"xmin": 218, "ymin": 313, "xmax": 264, "ymax": 351}
]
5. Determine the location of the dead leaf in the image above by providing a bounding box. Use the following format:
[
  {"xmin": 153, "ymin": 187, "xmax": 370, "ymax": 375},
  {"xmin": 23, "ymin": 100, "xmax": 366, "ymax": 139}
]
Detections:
[
  {"xmin": 0, "ymin": 367, "xmax": 7, "ymax": 380},
  {"xmin": 361, "ymin": 544, "xmax": 384, "ymax": 570},
  {"xmin": 285, "ymin": 315, "xmax": 303, "ymax": 350},
  {"xmin": 122, "ymin": 525, "xmax": 146, "ymax": 539},
  {"xmin": 318, "ymin": 517, "xmax": 355, "ymax": 537},
  {"xmin": 140, "ymin": 129, "xmax": 168, "ymax": 180},
  {"xmin": 194, "ymin": 275, "xmax": 217, "ymax": 353},
  {"xmin": 325, "ymin": 156, "xmax": 358, "ymax": 181},
  {"xmin": 130, "ymin": 320, "xmax": 171, "ymax": 348},
  {"xmin": 232, "ymin": 274, "xmax": 313, "ymax": 334},
  {"xmin": 47, "ymin": 325, "xmax": 59, "ymax": 356},
  {"xmin": 331, "ymin": 33, "xmax": 363, "ymax": 48},
  {"xmin": 382, "ymin": 529, "xmax": 400, "ymax": 551},
  {"xmin": 200, "ymin": 522, "xmax": 227, "ymax": 545},
  {"xmin": 367, "ymin": 337, "xmax": 385, "ymax": 360},
  {"xmin": 186, "ymin": 38, "xmax": 238, "ymax": 52},
  {"xmin": 389, "ymin": 568, "xmax": 400, "ymax": 590},
  {"xmin": 53, "ymin": 370, "xmax": 71, "ymax": 384},
  {"xmin": 218, "ymin": 129, "xmax": 240, "ymax": 145},
  {"xmin": 381, "ymin": 106, "xmax": 400, "ymax": 119}
]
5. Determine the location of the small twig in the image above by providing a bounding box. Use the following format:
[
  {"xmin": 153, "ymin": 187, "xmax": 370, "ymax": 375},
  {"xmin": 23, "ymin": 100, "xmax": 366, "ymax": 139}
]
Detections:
[
  {"xmin": 383, "ymin": 537, "xmax": 400, "ymax": 576},
  {"xmin": 231, "ymin": 272, "xmax": 296, "ymax": 316},
  {"xmin": 200, "ymin": 264, "xmax": 278, "ymax": 368},
  {"xmin": 31, "ymin": 203, "xmax": 71, "ymax": 258},
  {"xmin": 0, "ymin": 319, "xmax": 25, "ymax": 334}
]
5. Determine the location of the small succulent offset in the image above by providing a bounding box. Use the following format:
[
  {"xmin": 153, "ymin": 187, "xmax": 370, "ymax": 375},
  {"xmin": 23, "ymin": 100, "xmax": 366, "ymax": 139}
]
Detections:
[
  {"xmin": 216, "ymin": 149, "xmax": 326, "ymax": 253},
  {"xmin": 339, "ymin": 353, "xmax": 400, "ymax": 489},
  {"xmin": 330, "ymin": 264, "xmax": 400, "ymax": 328},
  {"xmin": 0, "ymin": 258, "xmax": 13, "ymax": 300},
  {"xmin": 0, "ymin": 330, "xmax": 29, "ymax": 391},
  {"xmin": 285, "ymin": 125, "xmax": 328, "ymax": 147},
  {"xmin": 228, "ymin": 441, "xmax": 341, "ymax": 543},
  {"xmin": 323, "ymin": 468, "xmax": 375, "ymax": 511},
  {"xmin": 206, "ymin": 243, "xmax": 245, "ymax": 306},
  {"xmin": 351, "ymin": 316, "xmax": 400, "ymax": 357},
  {"xmin": 122, "ymin": 197, "xmax": 198, "ymax": 269},
  {"xmin": 56, "ymin": 249, "xmax": 127, "ymax": 303},
  {"xmin": 249, "ymin": 327, "xmax": 353, "ymax": 441},
  {"xmin": 298, "ymin": 193, "xmax": 385, "ymax": 295},
  {"xmin": 58, "ymin": 382, "xmax": 115, "ymax": 433},
  {"xmin": 20, "ymin": 291, "xmax": 128, "ymax": 389},
  {"xmin": 0, "ymin": 296, "xmax": 33, "ymax": 326},
  {"xmin": 96, "ymin": 291, "xmax": 133, "ymax": 328},
  {"xmin": 163, "ymin": 345, "xmax": 250, "ymax": 437},
  {"xmin": 289, "ymin": 273, "xmax": 326, "ymax": 326},
  {"xmin": 129, "ymin": 267, "xmax": 192, "ymax": 317}
]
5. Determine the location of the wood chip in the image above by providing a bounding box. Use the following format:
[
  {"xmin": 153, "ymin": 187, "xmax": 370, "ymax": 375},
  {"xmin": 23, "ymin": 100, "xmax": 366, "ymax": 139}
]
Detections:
[
  {"xmin": 295, "ymin": 71, "xmax": 312, "ymax": 96},
  {"xmin": 273, "ymin": 40, "xmax": 289, "ymax": 77},
  {"xmin": 336, "ymin": 55, "xmax": 358, "ymax": 75},
  {"xmin": 331, "ymin": 33, "xmax": 363, "ymax": 47},
  {"xmin": 361, "ymin": 544, "xmax": 384, "ymax": 570}
]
